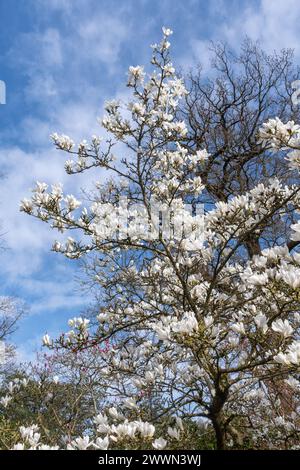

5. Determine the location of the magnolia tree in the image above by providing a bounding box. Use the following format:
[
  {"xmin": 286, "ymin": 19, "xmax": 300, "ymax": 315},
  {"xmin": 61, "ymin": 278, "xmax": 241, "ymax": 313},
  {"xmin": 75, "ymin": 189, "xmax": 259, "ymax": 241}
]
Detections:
[{"xmin": 8, "ymin": 28, "xmax": 300, "ymax": 449}]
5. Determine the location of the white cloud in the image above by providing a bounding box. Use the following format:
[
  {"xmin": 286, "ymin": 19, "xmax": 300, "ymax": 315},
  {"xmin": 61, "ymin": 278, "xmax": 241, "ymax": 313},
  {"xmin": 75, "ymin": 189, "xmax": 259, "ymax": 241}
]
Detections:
[
  {"xmin": 78, "ymin": 15, "xmax": 129, "ymax": 67},
  {"xmin": 20, "ymin": 275, "xmax": 88, "ymax": 315},
  {"xmin": 35, "ymin": 0, "xmax": 74, "ymax": 12},
  {"xmin": 182, "ymin": 0, "xmax": 300, "ymax": 72},
  {"xmin": 222, "ymin": 0, "xmax": 300, "ymax": 54},
  {"xmin": 9, "ymin": 28, "xmax": 63, "ymax": 72}
]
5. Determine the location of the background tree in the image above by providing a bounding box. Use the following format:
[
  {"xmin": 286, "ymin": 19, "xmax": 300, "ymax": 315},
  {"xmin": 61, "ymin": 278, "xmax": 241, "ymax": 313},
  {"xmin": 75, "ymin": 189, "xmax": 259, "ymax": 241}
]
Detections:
[
  {"xmin": 0, "ymin": 220, "xmax": 24, "ymax": 378},
  {"xmin": 181, "ymin": 39, "xmax": 300, "ymax": 257}
]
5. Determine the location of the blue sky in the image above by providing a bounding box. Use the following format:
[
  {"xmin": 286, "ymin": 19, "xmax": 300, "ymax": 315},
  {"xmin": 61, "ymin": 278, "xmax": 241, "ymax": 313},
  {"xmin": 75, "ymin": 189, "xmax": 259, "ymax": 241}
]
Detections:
[{"xmin": 0, "ymin": 0, "xmax": 300, "ymax": 361}]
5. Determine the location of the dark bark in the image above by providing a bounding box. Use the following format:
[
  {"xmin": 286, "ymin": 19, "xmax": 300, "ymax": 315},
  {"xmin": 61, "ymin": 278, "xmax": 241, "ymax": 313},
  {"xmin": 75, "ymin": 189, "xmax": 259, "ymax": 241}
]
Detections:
[
  {"xmin": 208, "ymin": 381, "xmax": 229, "ymax": 449},
  {"xmin": 211, "ymin": 416, "xmax": 226, "ymax": 450}
]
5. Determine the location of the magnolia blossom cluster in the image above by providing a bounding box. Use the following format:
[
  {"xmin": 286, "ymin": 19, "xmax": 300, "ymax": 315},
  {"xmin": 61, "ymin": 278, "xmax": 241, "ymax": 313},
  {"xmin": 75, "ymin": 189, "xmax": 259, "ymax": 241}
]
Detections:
[
  {"xmin": 206, "ymin": 178, "xmax": 300, "ymax": 243},
  {"xmin": 51, "ymin": 133, "xmax": 105, "ymax": 174},
  {"xmin": 259, "ymin": 117, "xmax": 300, "ymax": 169},
  {"xmin": 19, "ymin": 27, "xmax": 208, "ymax": 254},
  {"xmin": 0, "ymin": 361, "xmax": 185, "ymax": 450},
  {"xmin": 7, "ymin": 403, "xmax": 184, "ymax": 450},
  {"xmin": 274, "ymin": 341, "xmax": 300, "ymax": 366},
  {"xmin": 0, "ymin": 377, "xmax": 29, "ymax": 408},
  {"xmin": 21, "ymin": 190, "xmax": 206, "ymax": 255},
  {"xmin": 152, "ymin": 144, "xmax": 207, "ymax": 199},
  {"xmin": 151, "ymin": 311, "xmax": 199, "ymax": 341},
  {"xmin": 259, "ymin": 117, "xmax": 300, "ymax": 148},
  {"xmin": 20, "ymin": 182, "xmax": 81, "ymax": 219},
  {"xmin": 102, "ymin": 41, "xmax": 188, "ymax": 143}
]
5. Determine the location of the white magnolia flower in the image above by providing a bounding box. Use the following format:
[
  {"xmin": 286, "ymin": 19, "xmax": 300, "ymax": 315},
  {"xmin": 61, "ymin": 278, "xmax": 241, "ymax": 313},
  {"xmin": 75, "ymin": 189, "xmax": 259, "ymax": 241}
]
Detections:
[
  {"xmin": 94, "ymin": 413, "xmax": 110, "ymax": 433},
  {"xmin": 271, "ymin": 319, "xmax": 293, "ymax": 338},
  {"xmin": 137, "ymin": 422, "xmax": 155, "ymax": 438},
  {"xmin": 286, "ymin": 341, "xmax": 300, "ymax": 365},
  {"xmin": 42, "ymin": 334, "xmax": 51, "ymax": 346},
  {"xmin": 12, "ymin": 443, "xmax": 25, "ymax": 450},
  {"xmin": 51, "ymin": 183, "xmax": 63, "ymax": 198},
  {"xmin": 167, "ymin": 426, "xmax": 180, "ymax": 440},
  {"xmin": 34, "ymin": 181, "xmax": 48, "ymax": 193},
  {"xmin": 129, "ymin": 102, "xmax": 146, "ymax": 116},
  {"xmin": 282, "ymin": 270, "xmax": 300, "ymax": 289},
  {"xmin": 51, "ymin": 133, "xmax": 74, "ymax": 151},
  {"xmin": 7, "ymin": 382, "xmax": 15, "ymax": 394},
  {"xmin": 152, "ymin": 437, "xmax": 167, "ymax": 450},
  {"xmin": 204, "ymin": 315, "xmax": 214, "ymax": 328},
  {"xmin": 284, "ymin": 377, "xmax": 300, "ymax": 389},
  {"xmin": 0, "ymin": 395, "xmax": 12, "ymax": 408},
  {"xmin": 274, "ymin": 341, "xmax": 300, "ymax": 366},
  {"xmin": 247, "ymin": 273, "xmax": 269, "ymax": 286},
  {"xmin": 145, "ymin": 371, "xmax": 155, "ymax": 383},
  {"xmin": 274, "ymin": 352, "xmax": 290, "ymax": 365},
  {"xmin": 94, "ymin": 436, "xmax": 109, "ymax": 450},
  {"xmin": 123, "ymin": 397, "xmax": 138, "ymax": 409},
  {"xmin": 172, "ymin": 311, "xmax": 198, "ymax": 335},
  {"xmin": 291, "ymin": 222, "xmax": 300, "ymax": 242},
  {"xmin": 97, "ymin": 312, "xmax": 110, "ymax": 323},
  {"xmin": 258, "ymin": 117, "xmax": 300, "ymax": 149},
  {"xmin": 111, "ymin": 422, "xmax": 136, "ymax": 439},
  {"xmin": 108, "ymin": 407, "xmax": 120, "ymax": 420},
  {"xmin": 28, "ymin": 432, "xmax": 41, "ymax": 447},
  {"xmin": 71, "ymin": 436, "xmax": 91, "ymax": 450},
  {"xmin": 162, "ymin": 27, "xmax": 173, "ymax": 36},
  {"xmin": 175, "ymin": 417, "xmax": 184, "ymax": 431},
  {"xmin": 152, "ymin": 323, "xmax": 171, "ymax": 341},
  {"xmin": 52, "ymin": 241, "xmax": 62, "ymax": 252},
  {"xmin": 254, "ymin": 313, "xmax": 268, "ymax": 334},
  {"xmin": 128, "ymin": 66, "xmax": 145, "ymax": 85},
  {"xmin": 194, "ymin": 149, "xmax": 209, "ymax": 163},
  {"xmin": 65, "ymin": 194, "xmax": 81, "ymax": 211},
  {"xmin": 20, "ymin": 198, "xmax": 33, "ymax": 213},
  {"xmin": 68, "ymin": 317, "xmax": 90, "ymax": 330},
  {"xmin": 20, "ymin": 425, "xmax": 39, "ymax": 440},
  {"xmin": 231, "ymin": 322, "xmax": 246, "ymax": 335}
]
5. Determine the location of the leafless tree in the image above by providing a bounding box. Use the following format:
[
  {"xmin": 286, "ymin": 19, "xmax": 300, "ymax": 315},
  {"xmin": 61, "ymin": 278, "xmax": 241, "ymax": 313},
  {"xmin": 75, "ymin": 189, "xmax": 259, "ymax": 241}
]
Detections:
[{"xmin": 181, "ymin": 38, "xmax": 300, "ymax": 257}]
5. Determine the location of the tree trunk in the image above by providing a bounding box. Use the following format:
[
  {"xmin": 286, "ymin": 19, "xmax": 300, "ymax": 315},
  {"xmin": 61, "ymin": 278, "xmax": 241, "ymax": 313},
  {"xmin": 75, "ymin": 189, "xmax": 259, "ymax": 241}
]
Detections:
[
  {"xmin": 209, "ymin": 383, "xmax": 229, "ymax": 449},
  {"xmin": 212, "ymin": 416, "xmax": 226, "ymax": 450}
]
